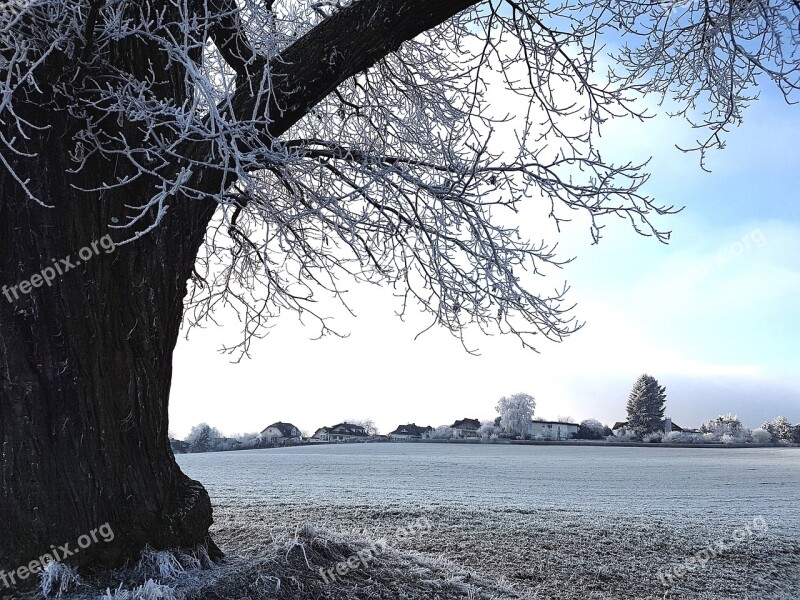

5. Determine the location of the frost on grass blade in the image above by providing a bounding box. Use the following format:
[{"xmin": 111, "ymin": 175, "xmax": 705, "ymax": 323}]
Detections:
[
  {"xmin": 40, "ymin": 561, "xmax": 80, "ymax": 598},
  {"xmin": 101, "ymin": 579, "xmax": 178, "ymax": 600}
]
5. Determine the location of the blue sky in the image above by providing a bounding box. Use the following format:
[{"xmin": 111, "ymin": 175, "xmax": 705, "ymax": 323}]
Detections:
[{"xmin": 169, "ymin": 70, "xmax": 799, "ymax": 438}]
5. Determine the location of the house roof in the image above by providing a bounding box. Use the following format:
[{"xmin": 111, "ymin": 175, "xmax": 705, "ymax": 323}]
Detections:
[
  {"xmin": 328, "ymin": 423, "xmax": 369, "ymax": 436},
  {"xmin": 389, "ymin": 423, "xmax": 433, "ymax": 437},
  {"xmin": 451, "ymin": 418, "xmax": 481, "ymax": 429},
  {"xmin": 261, "ymin": 422, "xmax": 299, "ymax": 437},
  {"xmin": 612, "ymin": 420, "xmax": 684, "ymax": 432},
  {"xmin": 530, "ymin": 420, "xmax": 578, "ymax": 427}
]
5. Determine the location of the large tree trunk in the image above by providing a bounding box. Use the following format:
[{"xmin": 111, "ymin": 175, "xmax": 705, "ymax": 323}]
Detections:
[
  {"xmin": 0, "ymin": 102, "xmax": 219, "ymax": 581},
  {"xmin": 0, "ymin": 0, "xmax": 479, "ymax": 586}
]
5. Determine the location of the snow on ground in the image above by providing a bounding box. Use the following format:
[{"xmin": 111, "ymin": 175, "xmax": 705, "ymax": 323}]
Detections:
[
  {"xmin": 187, "ymin": 444, "xmax": 800, "ymax": 598},
  {"xmin": 178, "ymin": 443, "xmax": 800, "ymax": 524},
  {"xmin": 19, "ymin": 444, "xmax": 800, "ymax": 599}
]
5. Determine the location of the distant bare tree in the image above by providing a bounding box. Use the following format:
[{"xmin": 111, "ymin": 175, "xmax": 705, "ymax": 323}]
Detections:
[{"xmin": 350, "ymin": 419, "xmax": 379, "ymax": 436}]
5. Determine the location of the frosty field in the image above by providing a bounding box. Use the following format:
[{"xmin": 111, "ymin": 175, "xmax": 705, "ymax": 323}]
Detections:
[{"xmin": 171, "ymin": 443, "xmax": 800, "ymax": 599}]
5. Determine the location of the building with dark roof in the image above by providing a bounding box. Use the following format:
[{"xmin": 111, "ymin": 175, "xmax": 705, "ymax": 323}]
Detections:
[
  {"xmin": 260, "ymin": 422, "xmax": 301, "ymax": 444},
  {"xmin": 388, "ymin": 423, "xmax": 433, "ymax": 440},
  {"xmin": 313, "ymin": 422, "xmax": 369, "ymax": 442},
  {"xmin": 451, "ymin": 418, "xmax": 481, "ymax": 437},
  {"xmin": 612, "ymin": 418, "xmax": 684, "ymax": 435}
]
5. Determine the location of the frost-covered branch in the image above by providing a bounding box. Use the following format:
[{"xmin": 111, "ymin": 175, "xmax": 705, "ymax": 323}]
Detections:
[
  {"xmin": 1, "ymin": 0, "xmax": 797, "ymax": 353},
  {"xmin": 611, "ymin": 0, "xmax": 800, "ymax": 165}
]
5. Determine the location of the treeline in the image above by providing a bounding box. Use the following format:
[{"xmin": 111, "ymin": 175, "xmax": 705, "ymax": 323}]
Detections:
[
  {"xmin": 614, "ymin": 414, "xmax": 800, "ymax": 445},
  {"xmin": 617, "ymin": 374, "xmax": 798, "ymax": 444},
  {"xmin": 171, "ymin": 424, "xmax": 266, "ymax": 454}
]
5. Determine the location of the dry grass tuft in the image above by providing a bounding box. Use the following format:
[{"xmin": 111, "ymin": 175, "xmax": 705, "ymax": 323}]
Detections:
[{"xmin": 17, "ymin": 522, "xmax": 526, "ymax": 600}]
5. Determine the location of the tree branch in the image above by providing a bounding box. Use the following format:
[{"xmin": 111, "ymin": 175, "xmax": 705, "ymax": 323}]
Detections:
[{"xmin": 168, "ymin": 0, "xmax": 481, "ymax": 230}]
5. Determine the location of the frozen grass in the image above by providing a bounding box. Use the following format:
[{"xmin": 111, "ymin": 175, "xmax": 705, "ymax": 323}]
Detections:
[
  {"xmin": 208, "ymin": 502, "xmax": 800, "ymax": 600},
  {"xmin": 134, "ymin": 546, "xmax": 213, "ymax": 581},
  {"xmin": 100, "ymin": 580, "xmax": 177, "ymax": 600},
  {"xmin": 16, "ymin": 523, "xmax": 526, "ymax": 600},
  {"xmin": 8, "ymin": 445, "xmax": 799, "ymax": 599},
  {"xmin": 17, "ymin": 502, "xmax": 798, "ymax": 599},
  {"xmin": 39, "ymin": 562, "xmax": 80, "ymax": 598}
]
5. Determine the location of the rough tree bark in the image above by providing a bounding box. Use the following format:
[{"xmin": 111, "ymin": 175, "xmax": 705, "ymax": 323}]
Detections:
[{"xmin": 0, "ymin": 0, "xmax": 478, "ymax": 583}]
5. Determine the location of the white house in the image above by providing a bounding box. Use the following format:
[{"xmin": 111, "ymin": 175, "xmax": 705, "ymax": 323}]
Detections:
[
  {"xmin": 260, "ymin": 422, "xmax": 301, "ymax": 444},
  {"xmin": 528, "ymin": 420, "xmax": 578, "ymax": 440},
  {"xmin": 313, "ymin": 422, "xmax": 369, "ymax": 442}
]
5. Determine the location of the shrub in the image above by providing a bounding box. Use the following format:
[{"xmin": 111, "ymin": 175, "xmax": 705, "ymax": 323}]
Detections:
[
  {"xmin": 577, "ymin": 419, "xmax": 606, "ymax": 440},
  {"xmin": 234, "ymin": 432, "xmax": 261, "ymax": 449},
  {"xmin": 701, "ymin": 414, "xmax": 744, "ymax": 437},
  {"xmin": 430, "ymin": 425, "xmax": 455, "ymax": 439},
  {"xmin": 478, "ymin": 422, "xmax": 500, "ymax": 439},
  {"xmin": 762, "ymin": 416, "xmax": 795, "ymax": 442},
  {"xmin": 643, "ymin": 432, "xmax": 663, "ymax": 443},
  {"xmin": 664, "ymin": 431, "xmax": 690, "ymax": 443},
  {"xmin": 750, "ymin": 428, "xmax": 774, "ymax": 444},
  {"xmin": 185, "ymin": 423, "xmax": 224, "ymax": 453}
]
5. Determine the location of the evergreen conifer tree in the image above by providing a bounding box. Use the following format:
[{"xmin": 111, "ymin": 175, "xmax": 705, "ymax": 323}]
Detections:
[{"xmin": 626, "ymin": 374, "xmax": 667, "ymax": 438}]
